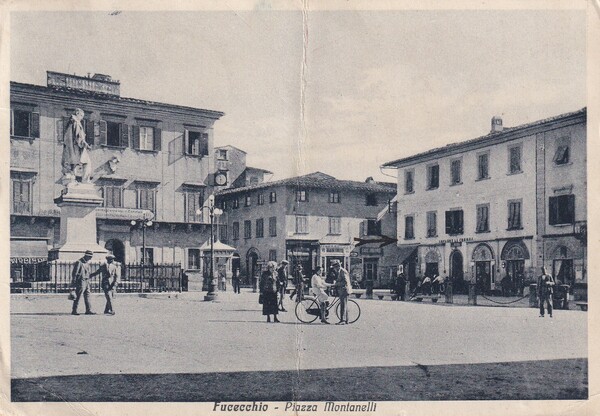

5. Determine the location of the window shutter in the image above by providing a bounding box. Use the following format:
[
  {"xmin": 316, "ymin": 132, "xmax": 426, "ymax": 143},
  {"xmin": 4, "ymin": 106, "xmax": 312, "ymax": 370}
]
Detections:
[
  {"xmin": 200, "ymin": 133, "xmax": 209, "ymax": 156},
  {"xmin": 56, "ymin": 118, "xmax": 65, "ymax": 143},
  {"xmin": 568, "ymin": 195, "xmax": 575, "ymax": 223},
  {"xmin": 31, "ymin": 112, "xmax": 40, "ymax": 138},
  {"xmin": 458, "ymin": 210, "xmax": 464, "ymax": 233},
  {"xmin": 131, "ymin": 125, "xmax": 139, "ymax": 150},
  {"xmin": 10, "ymin": 109, "xmax": 13, "ymax": 136},
  {"xmin": 121, "ymin": 123, "xmax": 129, "ymax": 148},
  {"xmin": 184, "ymin": 129, "xmax": 189, "ymax": 155},
  {"xmin": 154, "ymin": 127, "xmax": 162, "ymax": 151},
  {"xmin": 445, "ymin": 211, "xmax": 452, "ymax": 234},
  {"xmin": 99, "ymin": 120, "xmax": 108, "ymax": 146},
  {"xmin": 86, "ymin": 120, "xmax": 95, "ymax": 146}
]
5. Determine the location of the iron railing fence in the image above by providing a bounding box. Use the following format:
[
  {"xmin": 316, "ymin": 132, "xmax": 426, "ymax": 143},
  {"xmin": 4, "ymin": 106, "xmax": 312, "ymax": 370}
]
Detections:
[{"xmin": 10, "ymin": 261, "xmax": 183, "ymax": 294}]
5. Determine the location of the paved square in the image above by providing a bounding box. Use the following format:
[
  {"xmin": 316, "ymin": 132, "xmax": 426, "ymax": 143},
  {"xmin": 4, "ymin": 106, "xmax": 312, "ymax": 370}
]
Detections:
[{"xmin": 11, "ymin": 290, "xmax": 587, "ymax": 380}]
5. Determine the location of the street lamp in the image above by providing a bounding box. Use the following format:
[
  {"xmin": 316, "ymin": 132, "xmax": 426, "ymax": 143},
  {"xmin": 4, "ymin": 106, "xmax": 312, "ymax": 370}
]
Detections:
[
  {"xmin": 131, "ymin": 216, "xmax": 153, "ymax": 293},
  {"xmin": 197, "ymin": 194, "xmax": 223, "ymax": 301}
]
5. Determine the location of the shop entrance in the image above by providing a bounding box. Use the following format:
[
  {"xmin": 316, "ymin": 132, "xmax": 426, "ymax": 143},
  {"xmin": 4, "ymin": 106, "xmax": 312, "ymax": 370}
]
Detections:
[
  {"xmin": 476, "ymin": 261, "xmax": 492, "ymax": 294},
  {"xmin": 450, "ymin": 250, "xmax": 465, "ymax": 294},
  {"xmin": 363, "ymin": 258, "xmax": 378, "ymax": 282}
]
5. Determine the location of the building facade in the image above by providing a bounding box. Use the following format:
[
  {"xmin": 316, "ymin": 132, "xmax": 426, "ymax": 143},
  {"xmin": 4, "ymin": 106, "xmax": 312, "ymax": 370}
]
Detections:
[
  {"xmin": 382, "ymin": 109, "xmax": 586, "ymax": 294},
  {"xmin": 10, "ymin": 71, "xmax": 227, "ymax": 281},
  {"xmin": 215, "ymin": 172, "xmax": 396, "ymax": 284}
]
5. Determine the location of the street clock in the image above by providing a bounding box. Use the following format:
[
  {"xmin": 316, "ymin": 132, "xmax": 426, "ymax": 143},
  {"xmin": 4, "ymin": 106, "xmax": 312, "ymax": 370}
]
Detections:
[{"xmin": 214, "ymin": 171, "xmax": 228, "ymax": 186}]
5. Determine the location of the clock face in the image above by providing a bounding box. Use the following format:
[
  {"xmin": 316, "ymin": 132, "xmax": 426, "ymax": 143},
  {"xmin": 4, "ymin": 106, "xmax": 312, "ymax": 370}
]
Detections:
[{"xmin": 215, "ymin": 172, "xmax": 227, "ymax": 186}]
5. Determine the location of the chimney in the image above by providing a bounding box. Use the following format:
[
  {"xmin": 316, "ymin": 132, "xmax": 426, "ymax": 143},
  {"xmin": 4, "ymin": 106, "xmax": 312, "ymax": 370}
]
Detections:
[{"xmin": 491, "ymin": 116, "xmax": 503, "ymax": 133}]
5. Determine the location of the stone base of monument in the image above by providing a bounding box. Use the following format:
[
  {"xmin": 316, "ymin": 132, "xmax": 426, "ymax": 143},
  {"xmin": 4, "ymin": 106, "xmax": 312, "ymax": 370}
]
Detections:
[{"xmin": 50, "ymin": 181, "xmax": 108, "ymax": 262}]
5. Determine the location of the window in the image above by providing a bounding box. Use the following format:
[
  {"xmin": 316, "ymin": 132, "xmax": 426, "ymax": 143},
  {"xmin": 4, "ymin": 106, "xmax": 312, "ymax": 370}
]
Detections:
[
  {"xmin": 269, "ymin": 217, "xmax": 277, "ymax": 237},
  {"xmin": 139, "ymin": 126, "xmax": 155, "ymax": 151},
  {"xmin": 184, "ymin": 130, "xmax": 209, "ymax": 156},
  {"xmin": 106, "ymin": 121, "xmax": 123, "ymax": 147},
  {"xmin": 137, "ymin": 185, "xmax": 157, "ymax": 213},
  {"xmin": 233, "ymin": 222, "xmax": 240, "ymax": 240},
  {"xmin": 295, "ymin": 216, "xmax": 308, "ymax": 234},
  {"xmin": 269, "ymin": 191, "xmax": 277, "ymax": 203},
  {"xmin": 188, "ymin": 249, "xmax": 201, "ymax": 269},
  {"xmin": 11, "ymin": 109, "xmax": 40, "ymax": 138},
  {"xmin": 258, "ymin": 194, "xmax": 265, "ymax": 205},
  {"xmin": 445, "ymin": 209, "xmax": 464, "ymax": 235},
  {"xmin": 554, "ymin": 138, "xmax": 571, "ymax": 165},
  {"xmin": 220, "ymin": 225, "xmax": 228, "ymax": 242},
  {"xmin": 102, "ymin": 184, "xmax": 123, "ymax": 208},
  {"xmin": 476, "ymin": 204, "xmax": 490, "ymax": 233},
  {"xmin": 329, "ymin": 191, "xmax": 340, "ymax": 203},
  {"xmin": 244, "ymin": 220, "xmax": 252, "ymax": 239},
  {"xmin": 508, "ymin": 145, "xmax": 522, "ymax": 174},
  {"xmin": 232, "ymin": 198, "xmax": 239, "ymax": 209},
  {"xmin": 405, "ymin": 170, "xmax": 414, "ymax": 193},
  {"xmin": 405, "ymin": 216, "xmax": 414, "ymax": 239},
  {"xmin": 296, "ymin": 190, "xmax": 308, "ymax": 202},
  {"xmin": 365, "ymin": 193, "xmax": 378, "ymax": 206},
  {"xmin": 256, "ymin": 218, "xmax": 264, "ymax": 238},
  {"xmin": 329, "ymin": 217, "xmax": 341, "ymax": 235},
  {"xmin": 142, "ymin": 248, "xmax": 154, "ymax": 265},
  {"xmin": 507, "ymin": 200, "xmax": 522, "ymax": 230},
  {"xmin": 11, "ymin": 177, "xmax": 32, "ymax": 214},
  {"xmin": 244, "ymin": 195, "xmax": 251, "ymax": 207},
  {"xmin": 426, "ymin": 211, "xmax": 437, "ymax": 237},
  {"xmin": 478, "ymin": 153, "xmax": 490, "ymax": 180},
  {"xmin": 427, "ymin": 164, "xmax": 439, "ymax": 190},
  {"xmin": 269, "ymin": 250, "xmax": 277, "ymax": 262},
  {"xmin": 185, "ymin": 191, "xmax": 205, "ymax": 222},
  {"xmin": 366, "ymin": 219, "xmax": 382, "ymax": 236},
  {"xmin": 217, "ymin": 149, "xmax": 228, "ymax": 160},
  {"xmin": 450, "ymin": 159, "xmax": 462, "ymax": 185},
  {"xmin": 549, "ymin": 195, "xmax": 575, "ymax": 225}
]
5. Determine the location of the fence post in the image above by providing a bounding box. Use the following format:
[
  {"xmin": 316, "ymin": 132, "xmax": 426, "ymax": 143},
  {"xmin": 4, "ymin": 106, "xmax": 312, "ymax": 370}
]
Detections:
[{"xmin": 54, "ymin": 262, "xmax": 58, "ymax": 293}]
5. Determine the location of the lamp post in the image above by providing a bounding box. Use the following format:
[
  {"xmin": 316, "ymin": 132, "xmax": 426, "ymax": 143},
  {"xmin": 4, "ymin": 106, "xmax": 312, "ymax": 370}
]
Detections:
[
  {"xmin": 197, "ymin": 194, "xmax": 223, "ymax": 301},
  {"xmin": 131, "ymin": 216, "xmax": 153, "ymax": 293}
]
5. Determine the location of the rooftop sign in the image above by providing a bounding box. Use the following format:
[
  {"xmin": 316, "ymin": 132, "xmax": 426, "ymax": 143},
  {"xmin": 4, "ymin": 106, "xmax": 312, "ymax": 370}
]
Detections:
[{"xmin": 47, "ymin": 71, "xmax": 120, "ymax": 96}]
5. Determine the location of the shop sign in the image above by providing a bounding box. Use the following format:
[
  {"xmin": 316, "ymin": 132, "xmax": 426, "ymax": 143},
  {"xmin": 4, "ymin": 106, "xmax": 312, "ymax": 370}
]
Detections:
[
  {"xmin": 439, "ymin": 237, "xmax": 473, "ymax": 244},
  {"xmin": 360, "ymin": 247, "xmax": 382, "ymax": 255},
  {"xmin": 349, "ymin": 252, "xmax": 359, "ymax": 257},
  {"xmin": 11, "ymin": 257, "xmax": 47, "ymax": 264},
  {"xmin": 321, "ymin": 245, "xmax": 346, "ymax": 254}
]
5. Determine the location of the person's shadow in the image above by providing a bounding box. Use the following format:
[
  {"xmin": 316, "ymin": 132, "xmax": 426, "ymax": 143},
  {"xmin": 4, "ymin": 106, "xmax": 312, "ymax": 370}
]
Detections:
[{"xmin": 11, "ymin": 312, "xmax": 73, "ymax": 316}]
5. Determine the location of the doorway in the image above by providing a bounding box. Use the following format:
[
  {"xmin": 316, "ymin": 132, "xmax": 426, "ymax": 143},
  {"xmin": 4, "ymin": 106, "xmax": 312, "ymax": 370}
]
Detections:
[
  {"xmin": 104, "ymin": 239, "xmax": 125, "ymax": 264},
  {"xmin": 476, "ymin": 261, "xmax": 492, "ymax": 294},
  {"xmin": 363, "ymin": 258, "xmax": 378, "ymax": 285},
  {"xmin": 247, "ymin": 251, "xmax": 259, "ymax": 282},
  {"xmin": 450, "ymin": 250, "xmax": 465, "ymax": 294}
]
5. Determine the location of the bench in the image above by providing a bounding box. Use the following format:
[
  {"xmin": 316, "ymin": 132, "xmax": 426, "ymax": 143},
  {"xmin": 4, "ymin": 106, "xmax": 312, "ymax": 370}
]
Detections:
[
  {"xmin": 375, "ymin": 293, "xmax": 398, "ymax": 300},
  {"xmin": 410, "ymin": 294, "xmax": 441, "ymax": 303},
  {"xmin": 575, "ymin": 302, "xmax": 588, "ymax": 311}
]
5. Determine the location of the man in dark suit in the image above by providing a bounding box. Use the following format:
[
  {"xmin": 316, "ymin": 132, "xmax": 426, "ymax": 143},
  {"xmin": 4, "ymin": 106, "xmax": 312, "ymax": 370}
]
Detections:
[{"xmin": 537, "ymin": 267, "xmax": 555, "ymax": 318}]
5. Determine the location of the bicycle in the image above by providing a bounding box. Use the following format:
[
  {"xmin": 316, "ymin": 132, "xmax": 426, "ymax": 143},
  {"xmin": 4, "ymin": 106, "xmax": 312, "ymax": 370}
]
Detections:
[{"xmin": 295, "ymin": 295, "xmax": 361, "ymax": 324}]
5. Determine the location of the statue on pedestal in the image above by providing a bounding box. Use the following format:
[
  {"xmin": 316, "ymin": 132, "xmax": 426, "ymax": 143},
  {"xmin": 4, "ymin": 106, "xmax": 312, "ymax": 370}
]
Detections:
[{"xmin": 62, "ymin": 108, "xmax": 92, "ymax": 184}]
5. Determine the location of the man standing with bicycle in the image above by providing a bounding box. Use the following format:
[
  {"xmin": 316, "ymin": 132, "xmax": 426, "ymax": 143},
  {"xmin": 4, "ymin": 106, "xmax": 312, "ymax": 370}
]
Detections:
[{"xmin": 332, "ymin": 260, "xmax": 352, "ymax": 325}]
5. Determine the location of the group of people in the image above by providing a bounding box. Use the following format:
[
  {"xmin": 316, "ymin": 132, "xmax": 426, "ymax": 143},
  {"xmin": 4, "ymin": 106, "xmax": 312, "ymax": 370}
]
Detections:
[
  {"xmin": 70, "ymin": 250, "xmax": 121, "ymax": 316},
  {"xmin": 259, "ymin": 259, "xmax": 353, "ymax": 324}
]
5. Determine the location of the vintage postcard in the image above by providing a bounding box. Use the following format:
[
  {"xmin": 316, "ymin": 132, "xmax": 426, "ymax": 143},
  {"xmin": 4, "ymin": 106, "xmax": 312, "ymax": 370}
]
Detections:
[{"xmin": 0, "ymin": 1, "xmax": 597, "ymax": 415}]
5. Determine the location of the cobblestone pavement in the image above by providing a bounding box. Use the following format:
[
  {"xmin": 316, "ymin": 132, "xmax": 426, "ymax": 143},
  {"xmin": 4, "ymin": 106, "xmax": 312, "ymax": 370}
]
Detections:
[{"xmin": 11, "ymin": 290, "xmax": 587, "ymax": 379}]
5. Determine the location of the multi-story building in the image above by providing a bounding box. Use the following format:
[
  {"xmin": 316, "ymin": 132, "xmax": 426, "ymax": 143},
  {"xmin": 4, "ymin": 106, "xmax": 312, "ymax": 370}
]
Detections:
[
  {"xmin": 215, "ymin": 172, "xmax": 396, "ymax": 283},
  {"xmin": 381, "ymin": 108, "xmax": 586, "ymax": 294},
  {"xmin": 10, "ymin": 71, "xmax": 226, "ymax": 280}
]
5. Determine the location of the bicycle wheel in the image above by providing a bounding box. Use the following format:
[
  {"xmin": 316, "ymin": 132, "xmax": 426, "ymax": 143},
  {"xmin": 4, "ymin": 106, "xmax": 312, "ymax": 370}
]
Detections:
[
  {"xmin": 335, "ymin": 299, "xmax": 361, "ymax": 324},
  {"xmin": 295, "ymin": 298, "xmax": 319, "ymax": 323}
]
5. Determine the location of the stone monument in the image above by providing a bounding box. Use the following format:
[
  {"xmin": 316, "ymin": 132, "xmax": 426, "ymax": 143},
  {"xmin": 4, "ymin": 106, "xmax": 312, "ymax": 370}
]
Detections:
[{"xmin": 49, "ymin": 108, "xmax": 107, "ymax": 262}]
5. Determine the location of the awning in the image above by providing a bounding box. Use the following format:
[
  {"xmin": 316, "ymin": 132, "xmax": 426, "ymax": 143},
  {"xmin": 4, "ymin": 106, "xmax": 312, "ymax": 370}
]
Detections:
[
  {"xmin": 396, "ymin": 244, "xmax": 418, "ymax": 264},
  {"xmin": 10, "ymin": 239, "xmax": 49, "ymax": 258}
]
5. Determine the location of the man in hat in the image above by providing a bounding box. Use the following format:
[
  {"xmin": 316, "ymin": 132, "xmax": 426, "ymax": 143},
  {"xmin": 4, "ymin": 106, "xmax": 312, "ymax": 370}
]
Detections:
[
  {"xmin": 276, "ymin": 260, "xmax": 289, "ymax": 311},
  {"xmin": 71, "ymin": 250, "xmax": 95, "ymax": 315},
  {"xmin": 332, "ymin": 260, "xmax": 353, "ymax": 324},
  {"xmin": 537, "ymin": 266, "xmax": 555, "ymax": 318},
  {"xmin": 91, "ymin": 253, "xmax": 121, "ymax": 315}
]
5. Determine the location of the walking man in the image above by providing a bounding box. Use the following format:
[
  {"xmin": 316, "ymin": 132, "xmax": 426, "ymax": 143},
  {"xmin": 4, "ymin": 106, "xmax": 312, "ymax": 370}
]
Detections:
[
  {"xmin": 71, "ymin": 250, "xmax": 95, "ymax": 315},
  {"xmin": 537, "ymin": 267, "xmax": 555, "ymax": 318},
  {"xmin": 232, "ymin": 268, "xmax": 241, "ymax": 294},
  {"xmin": 91, "ymin": 254, "xmax": 120, "ymax": 315},
  {"xmin": 276, "ymin": 260, "xmax": 289, "ymax": 312},
  {"xmin": 332, "ymin": 260, "xmax": 352, "ymax": 325},
  {"xmin": 289, "ymin": 264, "xmax": 306, "ymax": 302},
  {"xmin": 395, "ymin": 270, "xmax": 407, "ymax": 301}
]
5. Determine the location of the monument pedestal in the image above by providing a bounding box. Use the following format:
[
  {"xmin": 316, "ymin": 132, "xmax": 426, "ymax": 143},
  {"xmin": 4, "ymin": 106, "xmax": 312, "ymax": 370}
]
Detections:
[{"xmin": 49, "ymin": 182, "xmax": 108, "ymax": 262}]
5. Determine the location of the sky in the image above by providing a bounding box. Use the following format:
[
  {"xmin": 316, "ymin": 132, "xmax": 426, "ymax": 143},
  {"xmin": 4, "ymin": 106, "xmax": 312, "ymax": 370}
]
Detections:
[{"xmin": 10, "ymin": 8, "xmax": 586, "ymax": 182}]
